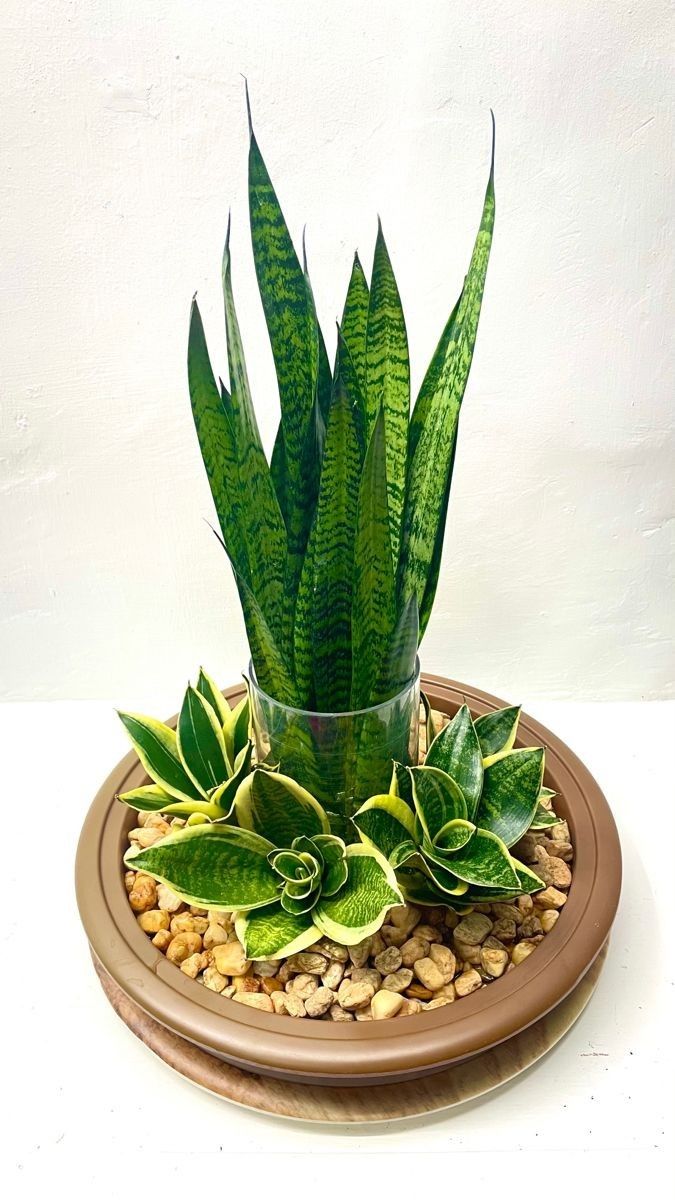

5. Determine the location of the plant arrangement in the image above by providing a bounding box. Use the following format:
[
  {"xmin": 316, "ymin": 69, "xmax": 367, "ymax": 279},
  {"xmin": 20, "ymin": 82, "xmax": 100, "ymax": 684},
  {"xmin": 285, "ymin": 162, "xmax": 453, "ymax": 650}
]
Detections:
[{"xmin": 114, "ymin": 100, "xmax": 573, "ymax": 1007}]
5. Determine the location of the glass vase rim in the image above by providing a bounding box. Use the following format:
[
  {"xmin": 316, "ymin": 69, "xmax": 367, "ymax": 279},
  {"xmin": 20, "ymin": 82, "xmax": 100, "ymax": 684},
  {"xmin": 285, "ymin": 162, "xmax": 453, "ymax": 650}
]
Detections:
[{"xmin": 247, "ymin": 656, "xmax": 421, "ymax": 720}]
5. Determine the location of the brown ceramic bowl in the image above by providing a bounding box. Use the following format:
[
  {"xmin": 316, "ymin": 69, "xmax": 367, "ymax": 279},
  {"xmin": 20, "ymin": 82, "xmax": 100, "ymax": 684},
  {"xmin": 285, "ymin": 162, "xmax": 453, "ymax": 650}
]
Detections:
[{"xmin": 75, "ymin": 673, "xmax": 621, "ymax": 1087}]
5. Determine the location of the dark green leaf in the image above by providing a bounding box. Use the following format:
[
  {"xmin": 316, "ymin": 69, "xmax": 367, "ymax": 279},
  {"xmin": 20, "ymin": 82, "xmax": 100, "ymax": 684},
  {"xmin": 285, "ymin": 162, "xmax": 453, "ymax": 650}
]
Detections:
[
  {"xmin": 425, "ymin": 704, "xmax": 483, "ymax": 819},
  {"xmin": 476, "ymin": 748, "xmax": 544, "ymax": 846},
  {"xmin": 177, "ymin": 686, "xmax": 230, "ymax": 794}
]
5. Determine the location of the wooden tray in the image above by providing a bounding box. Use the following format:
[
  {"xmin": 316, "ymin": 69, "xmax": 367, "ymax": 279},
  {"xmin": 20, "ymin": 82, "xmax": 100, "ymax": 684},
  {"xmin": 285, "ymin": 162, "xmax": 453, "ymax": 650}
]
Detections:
[{"xmin": 93, "ymin": 943, "xmax": 607, "ymax": 1123}]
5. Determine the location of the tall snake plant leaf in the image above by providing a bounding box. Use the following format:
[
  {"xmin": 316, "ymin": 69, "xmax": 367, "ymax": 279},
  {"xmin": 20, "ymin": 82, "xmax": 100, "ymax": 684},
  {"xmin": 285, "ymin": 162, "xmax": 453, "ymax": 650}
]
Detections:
[
  {"xmin": 311, "ymin": 371, "xmax": 362, "ymax": 711},
  {"xmin": 187, "ymin": 300, "xmax": 250, "ymax": 583},
  {"xmin": 234, "ymin": 573, "xmax": 298, "ymax": 705},
  {"xmin": 350, "ymin": 408, "xmax": 396, "ymax": 710},
  {"xmin": 365, "ymin": 221, "xmax": 410, "ymax": 564},
  {"xmin": 222, "ymin": 221, "xmax": 287, "ymax": 647},
  {"xmin": 248, "ymin": 102, "xmax": 321, "ymax": 604},
  {"xmin": 340, "ymin": 251, "xmax": 370, "ymax": 401},
  {"xmin": 398, "ymin": 116, "xmax": 495, "ymax": 633},
  {"xmin": 371, "ymin": 593, "xmax": 419, "ymax": 705}
]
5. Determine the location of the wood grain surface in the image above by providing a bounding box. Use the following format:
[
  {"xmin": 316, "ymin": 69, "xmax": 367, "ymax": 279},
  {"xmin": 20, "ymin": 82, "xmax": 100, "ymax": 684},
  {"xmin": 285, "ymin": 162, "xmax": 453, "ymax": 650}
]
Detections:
[{"xmin": 93, "ymin": 945, "xmax": 607, "ymax": 1123}]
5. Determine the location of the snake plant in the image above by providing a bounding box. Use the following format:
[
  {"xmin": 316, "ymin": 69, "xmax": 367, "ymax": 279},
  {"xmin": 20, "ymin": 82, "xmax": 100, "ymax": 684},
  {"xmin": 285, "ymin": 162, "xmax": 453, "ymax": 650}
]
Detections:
[
  {"xmin": 116, "ymin": 668, "xmax": 252, "ymax": 821},
  {"xmin": 124, "ymin": 767, "xmax": 402, "ymax": 959},
  {"xmin": 188, "ymin": 95, "xmax": 495, "ymax": 714},
  {"xmin": 353, "ymin": 704, "xmax": 562, "ymax": 906}
]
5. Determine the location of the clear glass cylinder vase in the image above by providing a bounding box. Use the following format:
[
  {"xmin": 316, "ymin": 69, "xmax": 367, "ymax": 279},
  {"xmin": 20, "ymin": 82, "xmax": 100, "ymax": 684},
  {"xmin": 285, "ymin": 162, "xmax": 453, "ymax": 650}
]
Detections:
[{"xmin": 248, "ymin": 660, "xmax": 421, "ymax": 837}]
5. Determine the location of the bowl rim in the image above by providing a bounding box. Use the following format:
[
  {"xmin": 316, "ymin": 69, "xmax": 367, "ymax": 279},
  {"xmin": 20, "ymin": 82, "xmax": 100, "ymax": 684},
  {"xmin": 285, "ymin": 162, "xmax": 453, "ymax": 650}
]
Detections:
[{"xmin": 75, "ymin": 673, "xmax": 622, "ymax": 1085}]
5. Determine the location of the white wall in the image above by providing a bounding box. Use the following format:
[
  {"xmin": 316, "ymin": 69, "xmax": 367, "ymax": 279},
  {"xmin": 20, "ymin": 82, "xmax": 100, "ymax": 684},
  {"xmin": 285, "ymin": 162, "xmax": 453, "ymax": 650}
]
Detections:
[{"xmin": 2, "ymin": 0, "xmax": 673, "ymax": 710}]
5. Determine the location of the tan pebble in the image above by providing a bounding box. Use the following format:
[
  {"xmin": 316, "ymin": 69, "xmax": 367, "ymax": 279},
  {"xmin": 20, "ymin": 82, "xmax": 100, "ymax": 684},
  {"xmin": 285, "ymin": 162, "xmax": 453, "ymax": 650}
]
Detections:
[
  {"xmin": 277, "ymin": 961, "xmax": 293, "ymax": 983},
  {"xmin": 400, "ymin": 936, "xmax": 430, "ymax": 967},
  {"xmin": 322, "ymin": 961, "xmax": 345, "ymax": 990},
  {"xmin": 444, "ymin": 908, "xmax": 460, "ymax": 930},
  {"xmin": 405, "ymin": 982, "xmax": 434, "ymax": 1001},
  {"xmin": 314, "ymin": 939, "xmax": 349, "ymax": 963},
  {"xmin": 261, "ymin": 976, "xmax": 284, "ymax": 995},
  {"xmin": 546, "ymin": 839, "xmax": 573, "ymax": 862},
  {"xmin": 203, "ymin": 923, "xmax": 229, "ymax": 950},
  {"xmin": 453, "ymin": 937, "xmax": 483, "ymax": 964},
  {"xmin": 232, "ymin": 992, "xmax": 273, "ymax": 1012},
  {"xmin": 128, "ymin": 876, "xmax": 158, "ymax": 914},
  {"xmin": 414, "ymin": 956, "xmax": 446, "ymax": 990},
  {"xmin": 492, "ymin": 902, "xmax": 522, "ymax": 925},
  {"xmin": 454, "ymin": 913, "xmax": 493, "ymax": 945},
  {"xmin": 329, "ymin": 1003, "xmax": 355, "ymax": 1022},
  {"xmin": 540, "ymin": 909, "xmax": 560, "ymax": 933},
  {"xmin": 455, "ymin": 968, "xmax": 482, "ymax": 996},
  {"xmin": 233, "ymin": 974, "xmax": 261, "ymax": 994},
  {"xmin": 512, "ymin": 940, "xmax": 538, "ymax": 965},
  {"xmin": 170, "ymin": 913, "xmax": 198, "ymax": 935},
  {"xmin": 382, "ymin": 968, "xmax": 413, "ymax": 993},
  {"xmin": 351, "ymin": 967, "xmax": 381, "ymax": 989},
  {"xmin": 533, "ymin": 886, "xmax": 567, "ymax": 909},
  {"xmin": 421, "ymin": 906, "xmax": 446, "ymax": 927},
  {"xmin": 221, "ymin": 984, "xmax": 236, "ymax": 998},
  {"xmin": 347, "ymin": 939, "xmax": 371, "ymax": 968},
  {"xmin": 128, "ymin": 827, "xmax": 165, "ymax": 849},
  {"xmin": 180, "ymin": 952, "xmax": 208, "ymax": 979},
  {"xmin": 207, "ymin": 909, "xmax": 232, "ymax": 927},
  {"xmin": 368, "ymin": 932, "xmax": 386, "ymax": 957},
  {"xmin": 166, "ymin": 931, "xmax": 202, "ymax": 964},
  {"xmin": 191, "ymin": 917, "xmax": 209, "ymax": 935},
  {"xmin": 287, "ymin": 952, "xmax": 328, "ymax": 976},
  {"xmin": 374, "ymin": 946, "xmax": 402, "ymax": 974},
  {"xmin": 282, "ymin": 993, "xmax": 306, "ymax": 1017},
  {"xmin": 520, "ymin": 915, "xmax": 543, "ymax": 938},
  {"xmin": 513, "ymin": 833, "xmax": 540, "ymax": 862},
  {"xmin": 305, "ymin": 987, "xmax": 335, "ymax": 1018},
  {"xmin": 202, "ymin": 965, "xmax": 228, "ymax": 993},
  {"xmin": 414, "ymin": 923, "xmax": 443, "ymax": 943},
  {"xmin": 124, "ymin": 870, "xmax": 136, "ymax": 894},
  {"xmin": 483, "ymin": 934, "xmax": 508, "ymax": 951},
  {"xmin": 517, "ymin": 894, "xmax": 534, "ymax": 916},
  {"xmin": 471, "ymin": 902, "xmax": 493, "ymax": 915},
  {"xmin": 425, "ymin": 997, "xmax": 453, "ymax": 1010},
  {"xmin": 137, "ymin": 908, "xmax": 169, "ymax": 933},
  {"xmin": 338, "ymin": 980, "xmax": 375, "ymax": 1011},
  {"xmin": 381, "ymin": 924, "xmax": 408, "ymax": 948},
  {"xmin": 480, "ymin": 946, "xmax": 509, "ymax": 978},
  {"xmin": 397, "ymin": 998, "xmax": 423, "ymax": 1017},
  {"xmin": 270, "ymin": 990, "xmax": 287, "ymax": 1014},
  {"xmin": 155, "ymin": 883, "xmax": 182, "ymax": 912},
  {"xmin": 252, "ymin": 958, "xmax": 280, "ymax": 978},
  {"xmin": 212, "ymin": 942, "xmax": 251, "ymax": 977},
  {"xmin": 533, "ymin": 846, "xmax": 572, "ymax": 889},
  {"xmin": 289, "ymin": 973, "xmax": 318, "ymax": 1000},
  {"xmin": 429, "ymin": 943, "xmax": 456, "ymax": 983},
  {"xmin": 144, "ymin": 814, "xmax": 170, "ymax": 833},
  {"xmin": 490, "ymin": 919, "xmax": 517, "ymax": 944},
  {"xmin": 389, "ymin": 904, "xmax": 421, "ymax": 934},
  {"xmin": 433, "ymin": 982, "xmax": 456, "ymax": 1001},
  {"xmin": 371, "ymin": 990, "xmax": 404, "ymax": 1020},
  {"xmin": 189, "ymin": 906, "xmax": 208, "ymax": 916},
  {"xmin": 152, "ymin": 928, "xmax": 173, "ymax": 952},
  {"xmin": 551, "ymin": 820, "xmax": 570, "ymax": 843}
]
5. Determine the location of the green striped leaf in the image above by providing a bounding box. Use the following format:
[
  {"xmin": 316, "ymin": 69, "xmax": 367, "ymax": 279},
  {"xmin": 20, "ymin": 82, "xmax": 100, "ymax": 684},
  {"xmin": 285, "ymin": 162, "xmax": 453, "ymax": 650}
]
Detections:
[
  {"xmin": 352, "ymin": 792, "xmax": 416, "ymax": 860},
  {"xmin": 313, "ymin": 834, "xmax": 349, "ymax": 896},
  {"xmin": 433, "ymin": 817, "xmax": 476, "ymax": 852},
  {"xmin": 210, "ymin": 741, "xmax": 253, "ymax": 818},
  {"xmin": 235, "ymin": 575, "xmax": 297, "ymax": 705},
  {"xmin": 123, "ymin": 823, "xmax": 278, "ymax": 910},
  {"xmin": 408, "ymin": 765, "xmax": 467, "ymax": 842},
  {"xmin": 196, "ymin": 667, "xmax": 232, "ymax": 730},
  {"xmin": 177, "ymin": 686, "xmax": 230, "ymax": 795},
  {"xmin": 421, "ymin": 691, "xmax": 441, "ymax": 746},
  {"xmin": 313, "ymin": 844, "xmax": 402, "ymax": 944},
  {"xmin": 420, "ymin": 854, "xmax": 470, "ymax": 897},
  {"xmin": 397, "ymin": 866, "xmax": 467, "ymax": 908},
  {"xmin": 335, "ymin": 327, "xmax": 368, "ymax": 456},
  {"xmin": 223, "ymin": 694, "xmax": 250, "ymax": 766},
  {"xmin": 429, "ymin": 827, "xmax": 519, "ymax": 891},
  {"xmin": 350, "ymin": 409, "xmax": 396, "ymax": 709},
  {"xmin": 310, "ymin": 374, "xmax": 361, "ymax": 710},
  {"xmin": 235, "ymin": 768, "xmax": 330, "ymax": 845},
  {"xmin": 117, "ymin": 784, "xmax": 173, "ymax": 812},
  {"xmin": 474, "ymin": 704, "xmax": 521, "ymax": 763},
  {"xmin": 235, "ymin": 904, "xmax": 319, "ymax": 961},
  {"xmin": 117, "ymin": 711, "xmax": 205, "ymax": 802},
  {"xmin": 476, "ymin": 748, "xmax": 544, "ymax": 847},
  {"xmin": 398, "ymin": 120, "xmax": 495, "ymax": 630},
  {"xmin": 371, "ymin": 593, "xmax": 419, "ymax": 706},
  {"xmin": 390, "ymin": 760, "xmax": 414, "ymax": 806},
  {"xmin": 407, "ymin": 287, "xmax": 463, "ymax": 462},
  {"xmin": 366, "ymin": 222, "xmax": 410, "ymax": 563},
  {"xmin": 425, "ymin": 704, "xmax": 483, "ymax": 819},
  {"xmin": 187, "ymin": 300, "xmax": 250, "ymax": 582},
  {"xmin": 340, "ymin": 251, "xmax": 370, "ymax": 401},
  {"xmin": 222, "ymin": 223, "xmax": 287, "ymax": 646},
  {"xmin": 529, "ymin": 803, "xmax": 563, "ymax": 831}
]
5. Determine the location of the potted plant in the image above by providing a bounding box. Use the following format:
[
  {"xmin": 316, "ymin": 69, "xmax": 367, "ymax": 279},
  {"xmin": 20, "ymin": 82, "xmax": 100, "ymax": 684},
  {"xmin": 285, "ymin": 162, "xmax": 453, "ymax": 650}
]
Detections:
[{"xmin": 76, "ymin": 97, "xmax": 621, "ymax": 1087}]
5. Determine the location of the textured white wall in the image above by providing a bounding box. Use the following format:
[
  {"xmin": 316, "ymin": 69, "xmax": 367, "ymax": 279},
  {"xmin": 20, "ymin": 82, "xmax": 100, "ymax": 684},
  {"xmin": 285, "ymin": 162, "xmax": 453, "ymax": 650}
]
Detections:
[{"xmin": 2, "ymin": 0, "xmax": 673, "ymax": 709}]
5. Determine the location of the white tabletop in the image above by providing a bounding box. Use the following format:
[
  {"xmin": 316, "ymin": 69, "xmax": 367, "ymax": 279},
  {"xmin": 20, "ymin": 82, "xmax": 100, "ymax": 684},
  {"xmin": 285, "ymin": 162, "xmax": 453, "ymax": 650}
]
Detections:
[{"xmin": 4, "ymin": 699, "xmax": 672, "ymax": 1195}]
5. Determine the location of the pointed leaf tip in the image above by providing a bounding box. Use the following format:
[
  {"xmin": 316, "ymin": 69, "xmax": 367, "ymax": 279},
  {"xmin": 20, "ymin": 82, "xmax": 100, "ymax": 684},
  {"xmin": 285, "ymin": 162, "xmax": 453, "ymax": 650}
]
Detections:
[{"xmin": 243, "ymin": 76, "xmax": 253, "ymax": 135}]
